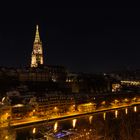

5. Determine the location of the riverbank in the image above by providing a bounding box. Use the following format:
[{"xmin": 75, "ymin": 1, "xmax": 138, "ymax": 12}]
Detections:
[{"xmin": 7, "ymin": 102, "xmax": 140, "ymax": 128}]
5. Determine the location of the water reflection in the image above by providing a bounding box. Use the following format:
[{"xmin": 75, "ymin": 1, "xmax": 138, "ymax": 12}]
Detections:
[
  {"xmin": 115, "ymin": 110, "xmax": 118, "ymax": 118},
  {"xmin": 89, "ymin": 116, "xmax": 93, "ymax": 124},
  {"xmin": 134, "ymin": 106, "xmax": 137, "ymax": 112},
  {"xmin": 72, "ymin": 119, "xmax": 77, "ymax": 128},
  {"xmin": 5, "ymin": 105, "xmax": 140, "ymax": 140},
  {"xmin": 0, "ymin": 128, "xmax": 16, "ymax": 140},
  {"xmin": 32, "ymin": 127, "xmax": 36, "ymax": 134},
  {"xmin": 125, "ymin": 108, "xmax": 128, "ymax": 114},
  {"xmin": 54, "ymin": 121, "xmax": 58, "ymax": 132},
  {"xmin": 103, "ymin": 112, "xmax": 106, "ymax": 120}
]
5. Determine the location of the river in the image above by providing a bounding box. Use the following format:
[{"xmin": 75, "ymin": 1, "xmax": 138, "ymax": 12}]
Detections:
[{"xmin": 0, "ymin": 105, "xmax": 140, "ymax": 140}]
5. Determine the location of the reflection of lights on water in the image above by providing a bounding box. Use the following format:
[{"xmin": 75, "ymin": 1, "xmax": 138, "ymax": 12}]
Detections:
[
  {"xmin": 54, "ymin": 122, "xmax": 58, "ymax": 132},
  {"xmin": 134, "ymin": 106, "xmax": 137, "ymax": 112},
  {"xmin": 103, "ymin": 112, "xmax": 106, "ymax": 120},
  {"xmin": 72, "ymin": 119, "xmax": 77, "ymax": 129},
  {"xmin": 125, "ymin": 108, "xmax": 128, "ymax": 114},
  {"xmin": 115, "ymin": 110, "xmax": 118, "ymax": 118},
  {"xmin": 89, "ymin": 116, "xmax": 93, "ymax": 124},
  {"xmin": 2, "ymin": 97, "xmax": 5, "ymax": 102},
  {"xmin": 32, "ymin": 128, "xmax": 36, "ymax": 134}
]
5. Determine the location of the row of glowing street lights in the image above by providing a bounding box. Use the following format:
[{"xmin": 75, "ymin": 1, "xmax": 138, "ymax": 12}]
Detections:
[
  {"xmin": 50, "ymin": 97, "xmax": 138, "ymax": 116},
  {"xmin": 103, "ymin": 97, "xmax": 139, "ymax": 106},
  {"xmin": 0, "ymin": 96, "xmax": 139, "ymax": 128}
]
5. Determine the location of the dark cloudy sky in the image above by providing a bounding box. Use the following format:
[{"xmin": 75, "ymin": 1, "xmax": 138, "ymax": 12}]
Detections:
[{"xmin": 0, "ymin": 8, "xmax": 140, "ymax": 73}]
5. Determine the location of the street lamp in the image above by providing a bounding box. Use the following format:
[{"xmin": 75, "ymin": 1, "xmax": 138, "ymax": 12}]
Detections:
[
  {"xmin": 101, "ymin": 101, "xmax": 106, "ymax": 107},
  {"xmin": 114, "ymin": 99, "xmax": 119, "ymax": 104},
  {"xmin": 53, "ymin": 107, "xmax": 59, "ymax": 117},
  {"xmin": 124, "ymin": 98, "xmax": 129, "ymax": 102}
]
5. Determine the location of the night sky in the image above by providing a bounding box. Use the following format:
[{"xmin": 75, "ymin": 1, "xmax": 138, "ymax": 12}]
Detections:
[{"xmin": 0, "ymin": 8, "xmax": 140, "ymax": 73}]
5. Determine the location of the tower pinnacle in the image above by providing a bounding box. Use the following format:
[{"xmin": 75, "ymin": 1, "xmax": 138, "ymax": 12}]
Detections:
[
  {"xmin": 36, "ymin": 25, "xmax": 38, "ymax": 30},
  {"xmin": 34, "ymin": 25, "xmax": 40, "ymax": 43}
]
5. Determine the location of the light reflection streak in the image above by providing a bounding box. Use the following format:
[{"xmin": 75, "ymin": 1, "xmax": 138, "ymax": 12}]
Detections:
[
  {"xmin": 125, "ymin": 108, "xmax": 128, "ymax": 114},
  {"xmin": 72, "ymin": 119, "xmax": 77, "ymax": 129},
  {"xmin": 103, "ymin": 112, "xmax": 106, "ymax": 120},
  {"xmin": 115, "ymin": 110, "xmax": 118, "ymax": 118},
  {"xmin": 134, "ymin": 106, "xmax": 137, "ymax": 112},
  {"xmin": 32, "ymin": 128, "xmax": 36, "ymax": 134},
  {"xmin": 89, "ymin": 116, "xmax": 93, "ymax": 124},
  {"xmin": 54, "ymin": 122, "xmax": 58, "ymax": 132}
]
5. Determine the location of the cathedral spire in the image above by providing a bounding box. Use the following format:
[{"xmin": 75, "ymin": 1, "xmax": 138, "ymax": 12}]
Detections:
[
  {"xmin": 34, "ymin": 25, "xmax": 40, "ymax": 43},
  {"xmin": 31, "ymin": 25, "xmax": 44, "ymax": 67}
]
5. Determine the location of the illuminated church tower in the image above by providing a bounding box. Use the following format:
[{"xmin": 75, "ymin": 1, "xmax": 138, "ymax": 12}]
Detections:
[{"xmin": 31, "ymin": 25, "xmax": 43, "ymax": 67}]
